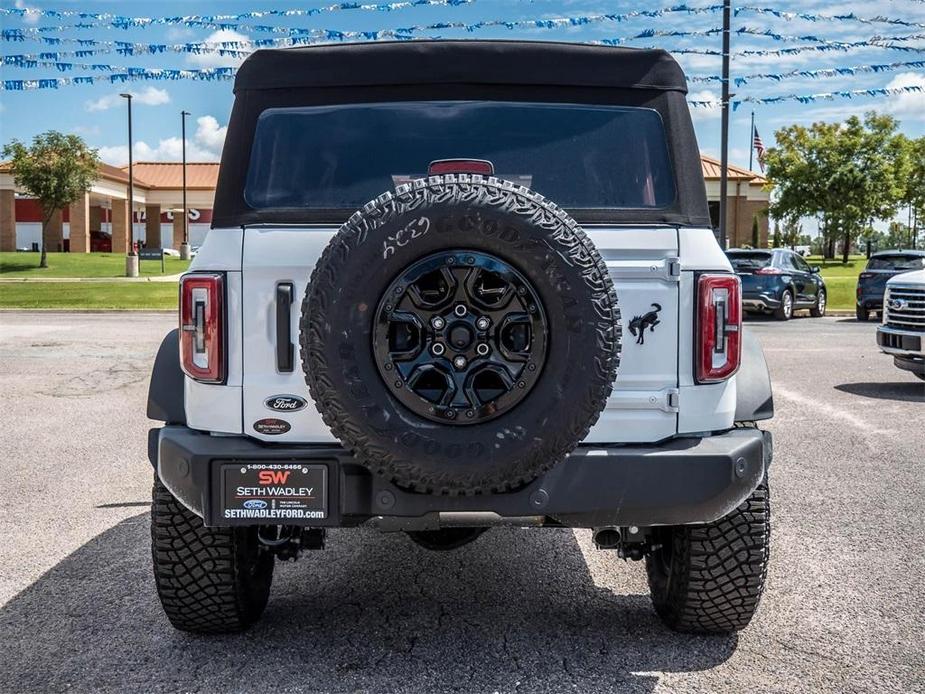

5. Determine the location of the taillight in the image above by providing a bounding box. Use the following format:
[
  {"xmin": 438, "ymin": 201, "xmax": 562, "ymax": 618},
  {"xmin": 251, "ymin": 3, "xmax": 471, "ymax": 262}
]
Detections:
[
  {"xmin": 697, "ymin": 274, "xmax": 741, "ymax": 383},
  {"xmin": 428, "ymin": 159, "xmax": 495, "ymax": 176},
  {"xmin": 754, "ymin": 267, "xmax": 783, "ymax": 275},
  {"xmin": 180, "ymin": 273, "xmax": 225, "ymax": 383}
]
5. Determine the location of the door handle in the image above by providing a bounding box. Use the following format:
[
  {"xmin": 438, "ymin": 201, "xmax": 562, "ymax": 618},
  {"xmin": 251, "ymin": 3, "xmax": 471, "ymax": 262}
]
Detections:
[{"xmin": 276, "ymin": 283, "xmax": 294, "ymax": 373}]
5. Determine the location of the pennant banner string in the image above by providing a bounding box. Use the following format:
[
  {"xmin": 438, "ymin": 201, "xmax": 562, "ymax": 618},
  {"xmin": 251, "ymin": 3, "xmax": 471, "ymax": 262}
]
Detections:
[
  {"xmin": 687, "ymin": 59, "xmax": 925, "ymax": 84},
  {"xmin": 685, "ymin": 84, "xmax": 925, "ymax": 109},
  {"xmin": 0, "ymin": 5, "xmax": 725, "ymax": 39},
  {"xmin": 736, "ymin": 6, "xmax": 925, "ymax": 31},
  {"xmin": 0, "ymin": 1, "xmax": 479, "ymax": 25}
]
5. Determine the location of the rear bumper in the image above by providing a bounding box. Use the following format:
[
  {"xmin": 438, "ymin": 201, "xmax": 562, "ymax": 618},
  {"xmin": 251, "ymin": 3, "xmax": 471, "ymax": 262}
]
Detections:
[
  {"xmin": 742, "ymin": 291, "xmax": 781, "ymax": 311},
  {"xmin": 150, "ymin": 426, "xmax": 771, "ymax": 529}
]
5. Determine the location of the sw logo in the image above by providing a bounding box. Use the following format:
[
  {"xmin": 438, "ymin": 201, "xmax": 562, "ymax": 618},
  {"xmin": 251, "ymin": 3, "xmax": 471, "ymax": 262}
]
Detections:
[
  {"xmin": 629, "ymin": 303, "xmax": 662, "ymax": 345},
  {"xmin": 258, "ymin": 470, "xmax": 291, "ymax": 485}
]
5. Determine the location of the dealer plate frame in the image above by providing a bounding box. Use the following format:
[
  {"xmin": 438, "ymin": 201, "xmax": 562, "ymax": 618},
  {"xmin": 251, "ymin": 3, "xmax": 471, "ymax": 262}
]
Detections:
[{"xmin": 219, "ymin": 462, "xmax": 328, "ymax": 524}]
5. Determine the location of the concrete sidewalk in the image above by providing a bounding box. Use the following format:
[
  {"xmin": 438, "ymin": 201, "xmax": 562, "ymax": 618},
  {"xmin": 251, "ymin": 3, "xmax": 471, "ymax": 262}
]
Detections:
[{"xmin": 0, "ymin": 274, "xmax": 182, "ymax": 283}]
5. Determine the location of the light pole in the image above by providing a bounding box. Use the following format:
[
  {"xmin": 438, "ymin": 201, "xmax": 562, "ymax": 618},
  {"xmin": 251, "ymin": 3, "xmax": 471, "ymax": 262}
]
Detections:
[
  {"xmin": 120, "ymin": 92, "xmax": 139, "ymax": 277},
  {"xmin": 717, "ymin": 0, "xmax": 731, "ymax": 251},
  {"xmin": 180, "ymin": 110, "xmax": 192, "ymax": 260}
]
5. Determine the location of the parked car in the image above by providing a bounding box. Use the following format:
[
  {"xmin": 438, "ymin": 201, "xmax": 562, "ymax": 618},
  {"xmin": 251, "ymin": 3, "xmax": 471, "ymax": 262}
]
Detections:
[
  {"xmin": 877, "ymin": 269, "xmax": 925, "ymax": 381},
  {"xmin": 726, "ymin": 248, "xmax": 827, "ymax": 320},
  {"xmin": 89, "ymin": 230, "xmax": 112, "ymax": 253},
  {"xmin": 147, "ymin": 41, "xmax": 774, "ymax": 636},
  {"xmin": 856, "ymin": 250, "xmax": 925, "ymax": 321}
]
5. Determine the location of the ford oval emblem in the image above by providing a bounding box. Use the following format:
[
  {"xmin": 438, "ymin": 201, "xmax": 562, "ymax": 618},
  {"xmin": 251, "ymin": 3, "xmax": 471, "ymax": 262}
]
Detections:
[
  {"xmin": 243, "ymin": 499, "xmax": 267, "ymax": 510},
  {"xmin": 264, "ymin": 395, "xmax": 307, "ymax": 412},
  {"xmin": 889, "ymin": 298, "xmax": 908, "ymax": 311}
]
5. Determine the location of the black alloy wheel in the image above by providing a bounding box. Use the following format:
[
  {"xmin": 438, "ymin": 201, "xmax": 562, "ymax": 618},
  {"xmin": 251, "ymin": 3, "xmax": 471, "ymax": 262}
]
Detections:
[{"xmin": 373, "ymin": 250, "xmax": 548, "ymax": 425}]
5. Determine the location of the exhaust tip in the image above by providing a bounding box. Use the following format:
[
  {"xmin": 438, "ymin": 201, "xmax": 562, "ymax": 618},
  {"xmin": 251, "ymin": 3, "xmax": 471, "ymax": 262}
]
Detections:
[{"xmin": 592, "ymin": 527, "xmax": 622, "ymax": 550}]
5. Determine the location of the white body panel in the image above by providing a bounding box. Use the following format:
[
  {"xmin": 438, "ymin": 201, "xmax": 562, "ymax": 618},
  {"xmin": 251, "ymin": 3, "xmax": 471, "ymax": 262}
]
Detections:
[{"xmin": 184, "ymin": 224, "xmax": 737, "ymax": 444}]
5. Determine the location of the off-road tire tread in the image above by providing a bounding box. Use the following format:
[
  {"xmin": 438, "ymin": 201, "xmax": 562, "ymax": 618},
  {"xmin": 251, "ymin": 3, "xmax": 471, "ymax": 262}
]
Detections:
[
  {"xmin": 151, "ymin": 478, "xmax": 273, "ymax": 633},
  {"xmin": 646, "ymin": 480, "xmax": 771, "ymax": 634},
  {"xmin": 301, "ymin": 174, "xmax": 621, "ymax": 495}
]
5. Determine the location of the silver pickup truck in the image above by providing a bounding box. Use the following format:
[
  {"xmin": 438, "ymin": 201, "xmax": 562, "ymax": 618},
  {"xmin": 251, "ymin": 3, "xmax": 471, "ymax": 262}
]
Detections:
[{"xmin": 877, "ymin": 269, "xmax": 925, "ymax": 381}]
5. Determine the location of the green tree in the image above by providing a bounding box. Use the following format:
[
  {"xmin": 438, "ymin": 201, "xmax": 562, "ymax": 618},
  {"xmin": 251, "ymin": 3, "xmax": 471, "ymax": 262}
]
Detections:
[
  {"xmin": 750, "ymin": 214, "xmax": 760, "ymax": 248},
  {"xmin": 764, "ymin": 112, "xmax": 908, "ymax": 262},
  {"xmin": 2, "ymin": 131, "xmax": 99, "ymax": 268},
  {"xmin": 780, "ymin": 215, "xmax": 802, "ymax": 249},
  {"xmin": 898, "ymin": 135, "xmax": 925, "ymax": 248}
]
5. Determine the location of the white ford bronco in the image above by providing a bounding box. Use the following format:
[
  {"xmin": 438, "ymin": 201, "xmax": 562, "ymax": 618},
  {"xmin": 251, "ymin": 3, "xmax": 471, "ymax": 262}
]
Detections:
[{"xmin": 147, "ymin": 41, "xmax": 774, "ymax": 635}]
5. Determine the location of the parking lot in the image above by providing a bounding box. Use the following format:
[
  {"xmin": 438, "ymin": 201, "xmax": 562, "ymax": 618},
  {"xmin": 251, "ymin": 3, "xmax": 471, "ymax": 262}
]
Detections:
[{"xmin": 0, "ymin": 312, "xmax": 922, "ymax": 693}]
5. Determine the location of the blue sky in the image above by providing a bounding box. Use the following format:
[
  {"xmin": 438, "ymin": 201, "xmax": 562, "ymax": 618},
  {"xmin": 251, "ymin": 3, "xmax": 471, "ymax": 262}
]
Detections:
[{"xmin": 1, "ymin": 0, "xmax": 924, "ymax": 173}]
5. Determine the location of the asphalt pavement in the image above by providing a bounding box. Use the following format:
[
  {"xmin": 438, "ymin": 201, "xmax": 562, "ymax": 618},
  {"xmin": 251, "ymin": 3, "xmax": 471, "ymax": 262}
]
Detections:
[{"xmin": 0, "ymin": 312, "xmax": 922, "ymax": 694}]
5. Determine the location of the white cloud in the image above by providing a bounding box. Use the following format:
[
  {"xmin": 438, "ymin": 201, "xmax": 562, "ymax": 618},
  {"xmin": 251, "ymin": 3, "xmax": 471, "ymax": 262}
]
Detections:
[
  {"xmin": 194, "ymin": 115, "xmax": 226, "ymax": 152},
  {"xmin": 689, "ymin": 89, "xmax": 721, "ymax": 121},
  {"xmin": 14, "ymin": 0, "xmax": 40, "ymax": 25},
  {"xmin": 185, "ymin": 29, "xmax": 251, "ymax": 68},
  {"xmin": 884, "ymin": 72, "xmax": 925, "ymax": 122},
  {"xmin": 85, "ymin": 87, "xmax": 171, "ymax": 112},
  {"xmin": 94, "ymin": 115, "xmax": 228, "ymax": 166}
]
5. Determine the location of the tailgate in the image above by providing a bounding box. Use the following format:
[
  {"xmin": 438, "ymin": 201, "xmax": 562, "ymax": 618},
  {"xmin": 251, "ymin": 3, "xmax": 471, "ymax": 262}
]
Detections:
[{"xmin": 241, "ymin": 226, "xmax": 679, "ymax": 444}]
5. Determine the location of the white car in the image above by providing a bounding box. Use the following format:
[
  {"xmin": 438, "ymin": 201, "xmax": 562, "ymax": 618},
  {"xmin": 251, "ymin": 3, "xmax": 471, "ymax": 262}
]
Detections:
[
  {"xmin": 877, "ymin": 268, "xmax": 925, "ymax": 381},
  {"xmin": 146, "ymin": 41, "xmax": 775, "ymax": 636}
]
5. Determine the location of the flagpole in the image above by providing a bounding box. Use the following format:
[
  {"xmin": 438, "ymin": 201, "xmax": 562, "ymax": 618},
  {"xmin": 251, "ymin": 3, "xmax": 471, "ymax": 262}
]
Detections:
[{"xmin": 749, "ymin": 111, "xmax": 755, "ymax": 172}]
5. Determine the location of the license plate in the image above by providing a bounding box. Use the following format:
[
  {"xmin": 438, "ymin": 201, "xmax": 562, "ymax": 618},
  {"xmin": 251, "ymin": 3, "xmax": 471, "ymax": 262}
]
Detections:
[{"xmin": 221, "ymin": 463, "xmax": 327, "ymax": 522}]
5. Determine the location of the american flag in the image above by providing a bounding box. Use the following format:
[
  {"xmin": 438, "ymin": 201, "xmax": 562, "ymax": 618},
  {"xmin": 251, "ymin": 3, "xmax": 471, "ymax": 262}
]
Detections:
[{"xmin": 753, "ymin": 126, "xmax": 766, "ymax": 172}]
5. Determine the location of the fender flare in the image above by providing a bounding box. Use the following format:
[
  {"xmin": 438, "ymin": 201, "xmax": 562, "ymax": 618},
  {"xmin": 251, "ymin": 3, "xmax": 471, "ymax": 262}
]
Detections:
[
  {"xmin": 735, "ymin": 327, "xmax": 774, "ymax": 421},
  {"xmin": 147, "ymin": 329, "xmax": 185, "ymax": 425}
]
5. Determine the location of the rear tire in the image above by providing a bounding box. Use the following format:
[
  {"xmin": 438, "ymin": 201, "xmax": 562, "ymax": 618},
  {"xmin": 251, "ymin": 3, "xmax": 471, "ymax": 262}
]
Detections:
[
  {"xmin": 151, "ymin": 478, "xmax": 274, "ymax": 633},
  {"xmin": 810, "ymin": 289, "xmax": 826, "ymax": 317},
  {"xmin": 645, "ymin": 481, "xmax": 771, "ymax": 634},
  {"xmin": 856, "ymin": 306, "xmax": 869, "ymax": 322},
  {"xmin": 774, "ymin": 290, "xmax": 793, "ymax": 321}
]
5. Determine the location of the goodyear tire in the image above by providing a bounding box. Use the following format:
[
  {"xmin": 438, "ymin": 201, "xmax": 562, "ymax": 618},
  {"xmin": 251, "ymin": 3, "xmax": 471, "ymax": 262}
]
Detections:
[
  {"xmin": 151, "ymin": 478, "xmax": 274, "ymax": 633},
  {"xmin": 645, "ymin": 480, "xmax": 771, "ymax": 634},
  {"xmin": 301, "ymin": 175, "xmax": 621, "ymax": 495}
]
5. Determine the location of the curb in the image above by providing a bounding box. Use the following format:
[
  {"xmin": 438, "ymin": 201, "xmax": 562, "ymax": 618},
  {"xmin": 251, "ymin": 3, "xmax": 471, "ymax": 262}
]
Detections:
[
  {"xmin": 0, "ymin": 308, "xmax": 175, "ymax": 313},
  {"xmin": 0, "ymin": 275, "xmax": 182, "ymax": 283}
]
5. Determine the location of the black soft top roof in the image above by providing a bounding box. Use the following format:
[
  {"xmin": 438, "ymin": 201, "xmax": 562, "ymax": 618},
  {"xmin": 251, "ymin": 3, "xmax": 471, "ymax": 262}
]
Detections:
[{"xmin": 233, "ymin": 40, "xmax": 688, "ymax": 93}]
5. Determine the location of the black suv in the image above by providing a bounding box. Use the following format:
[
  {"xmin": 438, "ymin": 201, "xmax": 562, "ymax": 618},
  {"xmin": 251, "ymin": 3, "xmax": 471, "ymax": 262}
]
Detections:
[
  {"xmin": 856, "ymin": 250, "xmax": 925, "ymax": 321},
  {"xmin": 727, "ymin": 248, "xmax": 827, "ymax": 320}
]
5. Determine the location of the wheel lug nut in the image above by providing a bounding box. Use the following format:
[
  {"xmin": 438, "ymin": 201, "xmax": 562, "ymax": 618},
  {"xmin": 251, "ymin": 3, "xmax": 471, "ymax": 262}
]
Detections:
[
  {"xmin": 446, "ymin": 409, "xmax": 457, "ymax": 419},
  {"xmin": 453, "ymin": 356, "xmax": 467, "ymax": 370},
  {"xmin": 466, "ymin": 410, "xmax": 474, "ymax": 418},
  {"xmin": 431, "ymin": 316, "xmax": 445, "ymax": 330},
  {"xmin": 432, "ymin": 343, "xmax": 446, "ymax": 356},
  {"xmin": 476, "ymin": 317, "xmax": 490, "ymax": 330},
  {"xmin": 476, "ymin": 343, "xmax": 490, "ymax": 356},
  {"xmin": 454, "ymin": 304, "xmax": 468, "ymax": 317}
]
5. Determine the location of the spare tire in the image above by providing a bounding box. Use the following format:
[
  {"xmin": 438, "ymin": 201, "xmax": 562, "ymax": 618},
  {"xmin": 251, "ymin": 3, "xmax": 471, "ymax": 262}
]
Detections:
[{"xmin": 301, "ymin": 175, "xmax": 621, "ymax": 495}]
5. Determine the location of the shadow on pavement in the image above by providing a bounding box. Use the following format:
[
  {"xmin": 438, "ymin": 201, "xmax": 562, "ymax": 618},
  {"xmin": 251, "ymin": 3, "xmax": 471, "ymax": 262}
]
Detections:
[
  {"xmin": 0, "ymin": 515, "xmax": 736, "ymax": 693},
  {"xmin": 835, "ymin": 381, "xmax": 925, "ymax": 403}
]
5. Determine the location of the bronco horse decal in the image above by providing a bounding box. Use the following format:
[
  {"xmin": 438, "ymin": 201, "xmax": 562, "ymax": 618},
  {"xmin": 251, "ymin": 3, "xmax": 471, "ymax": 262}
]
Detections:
[{"xmin": 628, "ymin": 303, "xmax": 662, "ymax": 345}]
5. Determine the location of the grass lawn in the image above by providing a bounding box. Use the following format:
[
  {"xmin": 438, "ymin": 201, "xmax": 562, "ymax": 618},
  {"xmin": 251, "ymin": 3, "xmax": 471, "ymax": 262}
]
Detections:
[
  {"xmin": 0, "ymin": 252, "xmax": 191, "ymax": 277},
  {"xmin": 805, "ymin": 255, "xmax": 866, "ymax": 310},
  {"xmin": 0, "ymin": 282, "xmax": 178, "ymax": 310}
]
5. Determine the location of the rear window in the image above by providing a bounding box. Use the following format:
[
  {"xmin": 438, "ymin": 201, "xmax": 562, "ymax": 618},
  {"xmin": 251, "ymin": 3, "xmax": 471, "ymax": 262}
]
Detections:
[
  {"xmin": 727, "ymin": 252, "xmax": 773, "ymax": 271},
  {"xmin": 866, "ymin": 255, "xmax": 925, "ymax": 271},
  {"xmin": 243, "ymin": 101, "xmax": 675, "ymax": 211}
]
